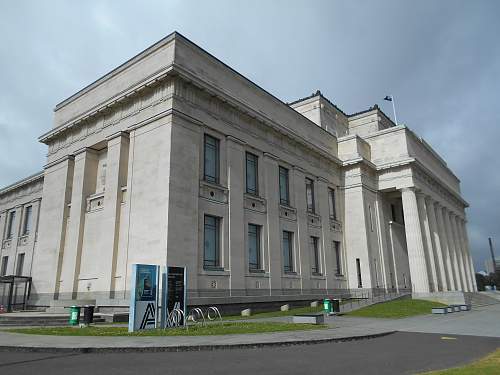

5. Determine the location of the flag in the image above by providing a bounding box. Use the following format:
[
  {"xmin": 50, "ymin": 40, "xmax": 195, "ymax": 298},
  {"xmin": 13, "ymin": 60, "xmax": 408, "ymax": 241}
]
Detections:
[{"xmin": 384, "ymin": 95, "xmax": 393, "ymax": 102}]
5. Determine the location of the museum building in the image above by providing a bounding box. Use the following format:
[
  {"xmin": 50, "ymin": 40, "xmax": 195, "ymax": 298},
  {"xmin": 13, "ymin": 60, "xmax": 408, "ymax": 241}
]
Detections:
[{"xmin": 0, "ymin": 32, "xmax": 477, "ymax": 309}]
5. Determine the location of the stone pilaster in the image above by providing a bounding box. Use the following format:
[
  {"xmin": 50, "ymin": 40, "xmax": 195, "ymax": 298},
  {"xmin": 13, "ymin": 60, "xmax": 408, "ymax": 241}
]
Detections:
[
  {"xmin": 101, "ymin": 132, "xmax": 129, "ymax": 298},
  {"xmin": 226, "ymin": 136, "xmax": 246, "ymax": 296},
  {"xmin": 416, "ymin": 193, "xmax": 438, "ymax": 292},
  {"xmin": 426, "ymin": 198, "xmax": 446, "ymax": 291},
  {"xmin": 400, "ymin": 187, "xmax": 430, "ymax": 293},
  {"xmin": 59, "ymin": 148, "xmax": 99, "ymax": 299},
  {"xmin": 263, "ymin": 153, "xmax": 282, "ymax": 294},
  {"xmin": 435, "ymin": 203, "xmax": 454, "ymax": 290},
  {"xmin": 33, "ymin": 156, "xmax": 74, "ymax": 302}
]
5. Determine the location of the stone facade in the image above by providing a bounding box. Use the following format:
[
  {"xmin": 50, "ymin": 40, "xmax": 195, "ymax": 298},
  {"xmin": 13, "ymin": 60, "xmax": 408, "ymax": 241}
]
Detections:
[{"xmin": 0, "ymin": 32, "xmax": 477, "ymax": 308}]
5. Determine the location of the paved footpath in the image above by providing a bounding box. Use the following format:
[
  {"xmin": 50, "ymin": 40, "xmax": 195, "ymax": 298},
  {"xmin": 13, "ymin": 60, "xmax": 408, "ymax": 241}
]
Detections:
[{"xmin": 0, "ymin": 304, "xmax": 498, "ymax": 352}]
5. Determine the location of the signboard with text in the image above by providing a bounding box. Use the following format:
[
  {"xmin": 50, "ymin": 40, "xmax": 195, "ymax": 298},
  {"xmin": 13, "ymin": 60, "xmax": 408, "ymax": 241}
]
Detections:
[
  {"xmin": 161, "ymin": 266, "xmax": 187, "ymax": 328},
  {"xmin": 129, "ymin": 264, "xmax": 159, "ymax": 332}
]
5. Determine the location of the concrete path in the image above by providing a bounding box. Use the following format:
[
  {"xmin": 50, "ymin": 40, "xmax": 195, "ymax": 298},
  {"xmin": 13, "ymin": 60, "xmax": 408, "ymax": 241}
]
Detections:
[
  {"xmin": 0, "ymin": 326, "xmax": 393, "ymax": 352},
  {"xmin": 0, "ymin": 303, "xmax": 498, "ymax": 352}
]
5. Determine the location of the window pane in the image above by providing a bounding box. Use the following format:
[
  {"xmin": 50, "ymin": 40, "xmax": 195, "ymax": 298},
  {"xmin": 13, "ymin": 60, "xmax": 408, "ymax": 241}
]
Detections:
[
  {"xmin": 283, "ymin": 231, "xmax": 293, "ymax": 272},
  {"xmin": 16, "ymin": 253, "xmax": 24, "ymax": 276},
  {"xmin": 306, "ymin": 178, "xmax": 315, "ymax": 213},
  {"xmin": 0, "ymin": 256, "xmax": 8, "ymax": 276},
  {"xmin": 334, "ymin": 241, "xmax": 341, "ymax": 275},
  {"xmin": 23, "ymin": 206, "xmax": 32, "ymax": 235},
  {"xmin": 279, "ymin": 167, "xmax": 289, "ymax": 205},
  {"xmin": 7, "ymin": 211, "xmax": 15, "ymax": 239},
  {"xmin": 204, "ymin": 215, "xmax": 219, "ymax": 268},
  {"xmin": 246, "ymin": 153, "xmax": 258, "ymax": 195},
  {"xmin": 329, "ymin": 188, "xmax": 336, "ymax": 219},
  {"xmin": 248, "ymin": 224, "xmax": 260, "ymax": 269},
  {"xmin": 204, "ymin": 135, "xmax": 219, "ymax": 183},
  {"xmin": 310, "ymin": 237, "xmax": 319, "ymax": 274}
]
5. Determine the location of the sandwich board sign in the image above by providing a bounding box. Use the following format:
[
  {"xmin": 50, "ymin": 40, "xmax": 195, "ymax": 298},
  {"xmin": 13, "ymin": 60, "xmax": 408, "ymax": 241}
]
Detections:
[
  {"xmin": 161, "ymin": 266, "xmax": 187, "ymax": 328},
  {"xmin": 129, "ymin": 264, "xmax": 159, "ymax": 332}
]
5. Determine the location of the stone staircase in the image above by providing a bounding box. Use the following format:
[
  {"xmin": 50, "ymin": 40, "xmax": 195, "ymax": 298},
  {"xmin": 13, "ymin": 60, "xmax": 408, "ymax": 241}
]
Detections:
[{"xmin": 465, "ymin": 292, "xmax": 500, "ymax": 307}]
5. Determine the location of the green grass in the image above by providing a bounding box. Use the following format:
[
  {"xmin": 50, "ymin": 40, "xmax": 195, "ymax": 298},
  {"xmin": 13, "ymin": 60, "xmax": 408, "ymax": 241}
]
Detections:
[
  {"xmin": 222, "ymin": 305, "xmax": 325, "ymax": 320},
  {"xmin": 5, "ymin": 322, "xmax": 326, "ymax": 336},
  {"xmin": 346, "ymin": 298, "xmax": 447, "ymax": 319},
  {"xmin": 420, "ymin": 349, "xmax": 500, "ymax": 374}
]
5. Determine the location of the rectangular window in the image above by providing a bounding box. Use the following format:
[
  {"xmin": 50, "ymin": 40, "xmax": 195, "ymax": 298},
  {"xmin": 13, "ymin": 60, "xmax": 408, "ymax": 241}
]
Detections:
[
  {"xmin": 282, "ymin": 231, "xmax": 294, "ymax": 273},
  {"xmin": 203, "ymin": 215, "xmax": 220, "ymax": 269},
  {"xmin": 356, "ymin": 258, "xmax": 362, "ymax": 288},
  {"xmin": 306, "ymin": 178, "xmax": 315, "ymax": 213},
  {"xmin": 16, "ymin": 253, "xmax": 25, "ymax": 276},
  {"xmin": 334, "ymin": 241, "xmax": 342, "ymax": 276},
  {"xmin": 0, "ymin": 256, "xmax": 8, "ymax": 276},
  {"xmin": 248, "ymin": 224, "xmax": 261, "ymax": 270},
  {"xmin": 328, "ymin": 188, "xmax": 337, "ymax": 219},
  {"xmin": 310, "ymin": 236, "xmax": 320, "ymax": 274},
  {"xmin": 22, "ymin": 206, "xmax": 32, "ymax": 235},
  {"xmin": 245, "ymin": 152, "xmax": 258, "ymax": 195},
  {"xmin": 6, "ymin": 211, "xmax": 16, "ymax": 239},
  {"xmin": 203, "ymin": 134, "xmax": 220, "ymax": 184},
  {"xmin": 279, "ymin": 166, "xmax": 289, "ymax": 206}
]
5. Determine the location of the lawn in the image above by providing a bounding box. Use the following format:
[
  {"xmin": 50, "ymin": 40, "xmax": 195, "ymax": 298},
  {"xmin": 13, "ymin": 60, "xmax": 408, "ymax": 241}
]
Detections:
[
  {"xmin": 345, "ymin": 298, "xmax": 447, "ymax": 319},
  {"xmin": 420, "ymin": 349, "xmax": 500, "ymax": 374},
  {"xmin": 5, "ymin": 321, "xmax": 326, "ymax": 336},
  {"xmin": 222, "ymin": 305, "xmax": 325, "ymax": 320}
]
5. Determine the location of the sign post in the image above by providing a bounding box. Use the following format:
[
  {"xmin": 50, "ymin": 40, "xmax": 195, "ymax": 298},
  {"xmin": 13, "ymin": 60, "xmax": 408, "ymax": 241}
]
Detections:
[
  {"xmin": 129, "ymin": 264, "xmax": 160, "ymax": 332},
  {"xmin": 161, "ymin": 266, "xmax": 187, "ymax": 328}
]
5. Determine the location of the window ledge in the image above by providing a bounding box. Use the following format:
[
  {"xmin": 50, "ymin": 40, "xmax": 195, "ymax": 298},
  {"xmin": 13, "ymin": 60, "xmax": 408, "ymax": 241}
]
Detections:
[
  {"xmin": 311, "ymin": 272, "xmax": 323, "ymax": 277},
  {"xmin": 248, "ymin": 268, "xmax": 265, "ymax": 273},
  {"xmin": 200, "ymin": 267, "xmax": 229, "ymax": 276},
  {"xmin": 282, "ymin": 272, "xmax": 300, "ymax": 279}
]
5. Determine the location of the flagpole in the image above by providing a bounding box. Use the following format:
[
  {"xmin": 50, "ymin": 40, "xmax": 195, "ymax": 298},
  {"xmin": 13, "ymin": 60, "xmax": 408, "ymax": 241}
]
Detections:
[{"xmin": 391, "ymin": 95, "xmax": 398, "ymax": 125}]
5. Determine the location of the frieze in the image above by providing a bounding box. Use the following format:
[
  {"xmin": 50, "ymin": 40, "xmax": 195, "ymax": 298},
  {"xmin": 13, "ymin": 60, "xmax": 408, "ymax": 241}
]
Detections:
[{"xmin": 46, "ymin": 78, "xmax": 174, "ymax": 156}]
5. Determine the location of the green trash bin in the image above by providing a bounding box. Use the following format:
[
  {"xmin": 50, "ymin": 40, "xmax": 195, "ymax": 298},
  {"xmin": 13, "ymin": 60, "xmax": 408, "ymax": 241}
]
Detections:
[
  {"xmin": 323, "ymin": 298, "xmax": 333, "ymax": 314},
  {"xmin": 69, "ymin": 305, "xmax": 81, "ymax": 326}
]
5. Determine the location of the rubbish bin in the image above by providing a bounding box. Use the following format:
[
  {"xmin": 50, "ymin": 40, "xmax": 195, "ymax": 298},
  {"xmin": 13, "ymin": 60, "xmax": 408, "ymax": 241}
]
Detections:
[
  {"xmin": 83, "ymin": 305, "xmax": 95, "ymax": 326},
  {"xmin": 69, "ymin": 305, "xmax": 81, "ymax": 326},
  {"xmin": 332, "ymin": 299, "xmax": 340, "ymax": 313},
  {"xmin": 323, "ymin": 298, "xmax": 333, "ymax": 314}
]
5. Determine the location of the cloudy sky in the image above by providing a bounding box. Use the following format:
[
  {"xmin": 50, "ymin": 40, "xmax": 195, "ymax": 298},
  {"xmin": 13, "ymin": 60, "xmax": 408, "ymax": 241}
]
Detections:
[{"xmin": 1, "ymin": 0, "xmax": 499, "ymax": 270}]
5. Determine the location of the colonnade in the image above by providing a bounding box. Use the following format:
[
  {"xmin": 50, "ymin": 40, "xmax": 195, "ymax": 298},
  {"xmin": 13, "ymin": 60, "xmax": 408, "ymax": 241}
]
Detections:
[{"xmin": 400, "ymin": 187, "xmax": 477, "ymax": 293}]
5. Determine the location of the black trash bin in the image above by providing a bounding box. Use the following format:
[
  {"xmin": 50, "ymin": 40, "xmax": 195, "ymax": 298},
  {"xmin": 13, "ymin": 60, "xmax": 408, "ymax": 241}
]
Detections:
[
  {"xmin": 332, "ymin": 299, "xmax": 340, "ymax": 313},
  {"xmin": 83, "ymin": 305, "xmax": 95, "ymax": 326}
]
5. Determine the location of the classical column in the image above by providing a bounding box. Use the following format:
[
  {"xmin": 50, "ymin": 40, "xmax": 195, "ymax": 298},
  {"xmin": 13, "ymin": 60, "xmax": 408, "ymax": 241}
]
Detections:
[
  {"xmin": 226, "ymin": 136, "xmax": 246, "ymax": 296},
  {"xmin": 101, "ymin": 132, "xmax": 129, "ymax": 298},
  {"xmin": 451, "ymin": 213, "xmax": 469, "ymax": 292},
  {"xmin": 401, "ymin": 188, "xmax": 430, "ymax": 294},
  {"xmin": 460, "ymin": 219, "xmax": 477, "ymax": 291},
  {"xmin": 416, "ymin": 193, "xmax": 438, "ymax": 292},
  {"xmin": 59, "ymin": 148, "xmax": 99, "ymax": 299},
  {"xmin": 435, "ymin": 204, "xmax": 454, "ymax": 290},
  {"xmin": 455, "ymin": 216, "xmax": 472, "ymax": 292},
  {"xmin": 426, "ymin": 198, "xmax": 446, "ymax": 291},
  {"xmin": 443, "ymin": 208, "xmax": 461, "ymax": 290}
]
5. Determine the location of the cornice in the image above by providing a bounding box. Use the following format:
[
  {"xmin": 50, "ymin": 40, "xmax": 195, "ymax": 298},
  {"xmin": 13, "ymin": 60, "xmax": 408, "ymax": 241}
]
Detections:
[{"xmin": 0, "ymin": 171, "xmax": 44, "ymax": 197}]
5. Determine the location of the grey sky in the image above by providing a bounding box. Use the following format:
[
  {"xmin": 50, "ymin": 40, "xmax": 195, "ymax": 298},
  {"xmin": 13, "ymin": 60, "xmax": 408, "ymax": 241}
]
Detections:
[{"xmin": 1, "ymin": 0, "xmax": 499, "ymax": 271}]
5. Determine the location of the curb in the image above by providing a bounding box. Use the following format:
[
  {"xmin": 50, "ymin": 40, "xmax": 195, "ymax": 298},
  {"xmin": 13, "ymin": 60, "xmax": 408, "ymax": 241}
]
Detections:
[{"xmin": 0, "ymin": 331, "xmax": 396, "ymax": 353}]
